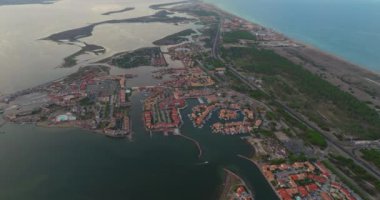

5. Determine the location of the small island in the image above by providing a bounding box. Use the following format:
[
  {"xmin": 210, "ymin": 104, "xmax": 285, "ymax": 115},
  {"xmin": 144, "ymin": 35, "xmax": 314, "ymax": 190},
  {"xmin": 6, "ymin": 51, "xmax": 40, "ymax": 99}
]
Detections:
[
  {"xmin": 101, "ymin": 7, "xmax": 135, "ymax": 16},
  {"xmin": 62, "ymin": 43, "xmax": 106, "ymax": 68},
  {"xmin": 100, "ymin": 47, "xmax": 168, "ymax": 69},
  {"xmin": 42, "ymin": 10, "xmax": 193, "ymax": 43}
]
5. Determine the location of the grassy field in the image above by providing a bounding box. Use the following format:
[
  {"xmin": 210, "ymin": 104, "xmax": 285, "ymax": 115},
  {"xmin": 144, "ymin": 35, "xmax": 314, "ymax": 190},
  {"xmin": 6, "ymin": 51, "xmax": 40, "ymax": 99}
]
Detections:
[
  {"xmin": 204, "ymin": 57, "xmax": 225, "ymax": 70},
  {"xmin": 223, "ymin": 30, "xmax": 256, "ymax": 43},
  {"xmin": 305, "ymin": 130, "xmax": 327, "ymax": 149},
  {"xmin": 361, "ymin": 148, "xmax": 380, "ymax": 170},
  {"xmin": 329, "ymin": 154, "xmax": 380, "ymax": 194}
]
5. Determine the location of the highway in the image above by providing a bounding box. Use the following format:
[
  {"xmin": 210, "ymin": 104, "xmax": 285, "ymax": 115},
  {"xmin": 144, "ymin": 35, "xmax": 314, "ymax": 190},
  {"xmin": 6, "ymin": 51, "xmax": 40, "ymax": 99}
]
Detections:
[
  {"xmin": 210, "ymin": 17, "xmax": 380, "ymax": 180},
  {"xmin": 211, "ymin": 19, "xmax": 222, "ymax": 60}
]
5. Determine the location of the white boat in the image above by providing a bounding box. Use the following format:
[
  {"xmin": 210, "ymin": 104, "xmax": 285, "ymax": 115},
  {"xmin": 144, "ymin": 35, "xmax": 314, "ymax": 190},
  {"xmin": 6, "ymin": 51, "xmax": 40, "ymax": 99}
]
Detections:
[{"xmin": 196, "ymin": 161, "xmax": 209, "ymax": 166}]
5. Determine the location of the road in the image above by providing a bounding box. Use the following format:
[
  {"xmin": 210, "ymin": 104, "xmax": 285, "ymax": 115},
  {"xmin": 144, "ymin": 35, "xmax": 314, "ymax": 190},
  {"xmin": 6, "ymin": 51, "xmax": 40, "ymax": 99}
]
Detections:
[
  {"xmin": 210, "ymin": 16, "xmax": 380, "ymax": 180},
  {"xmin": 227, "ymin": 55, "xmax": 380, "ymax": 180},
  {"xmin": 212, "ymin": 19, "xmax": 222, "ymax": 60},
  {"xmin": 195, "ymin": 60, "xmax": 222, "ymax": 83}
]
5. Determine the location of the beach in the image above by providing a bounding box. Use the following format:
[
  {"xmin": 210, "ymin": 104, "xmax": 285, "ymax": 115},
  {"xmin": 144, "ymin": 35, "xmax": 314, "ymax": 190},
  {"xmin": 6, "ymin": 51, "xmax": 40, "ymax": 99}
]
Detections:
[
  {"xmin": 203, "ymin": 0, "xmax": 380, "ymax": 72},
  {"xmin": 202, "ymin": 0, "xmax": 380, "ymax": 108}
]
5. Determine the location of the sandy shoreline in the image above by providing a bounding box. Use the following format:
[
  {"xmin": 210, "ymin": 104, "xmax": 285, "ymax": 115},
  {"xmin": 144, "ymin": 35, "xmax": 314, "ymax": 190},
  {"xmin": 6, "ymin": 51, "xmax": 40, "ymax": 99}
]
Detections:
[
  {"xmin": 201, "ymin": 1, "xmax": 380, "ymax": 107},
  {"xmin": 202, "ymin": 1, "xmax": 379, "ymax": 74}
]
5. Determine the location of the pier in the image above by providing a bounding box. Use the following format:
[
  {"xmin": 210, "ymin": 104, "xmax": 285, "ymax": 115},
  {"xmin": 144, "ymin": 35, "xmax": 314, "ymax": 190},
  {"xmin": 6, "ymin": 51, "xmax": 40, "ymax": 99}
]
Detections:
[
  {"xmin": 220, "ymin": 168, "xmax": 255, "ymax": 200},
  {"xmin": 179, "ymin": 134, "xmax": 203, "ymax": 158},
  {"xmin": 0, "ymin": 115, "xmax": 5, "ymax": 128}
]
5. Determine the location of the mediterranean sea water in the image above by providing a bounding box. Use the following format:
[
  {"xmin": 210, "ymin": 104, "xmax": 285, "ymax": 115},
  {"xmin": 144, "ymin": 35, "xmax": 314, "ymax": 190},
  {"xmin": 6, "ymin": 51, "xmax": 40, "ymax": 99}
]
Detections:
[{"xmin": 204, "ymin": 0, "xmax": 380, "ymax": 72}]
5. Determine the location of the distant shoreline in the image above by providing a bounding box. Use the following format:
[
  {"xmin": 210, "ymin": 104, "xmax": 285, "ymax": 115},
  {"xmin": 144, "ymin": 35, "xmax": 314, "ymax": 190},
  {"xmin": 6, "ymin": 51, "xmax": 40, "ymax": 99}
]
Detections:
[{"xmin": 0, "ymin": 0, "xmax": 57, "ymax": 6}]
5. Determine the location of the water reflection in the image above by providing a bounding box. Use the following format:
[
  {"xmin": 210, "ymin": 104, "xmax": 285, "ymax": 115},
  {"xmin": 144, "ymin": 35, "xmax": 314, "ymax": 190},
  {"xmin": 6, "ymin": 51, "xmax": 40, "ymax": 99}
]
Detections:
[{"xmin": 0, "ymin": 0, "xmax": 188, "ymax": 94}]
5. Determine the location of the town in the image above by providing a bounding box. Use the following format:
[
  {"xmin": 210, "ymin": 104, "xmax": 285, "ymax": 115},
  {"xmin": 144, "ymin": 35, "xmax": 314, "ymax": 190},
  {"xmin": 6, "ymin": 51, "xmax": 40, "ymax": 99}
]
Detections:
[
  {"xmin": 0, "ymin": 66, "xmax": 133, "ymax": 138},
  {"xmin": 263, "ymin": 161, "xmax": 360, "ymax": 200}
]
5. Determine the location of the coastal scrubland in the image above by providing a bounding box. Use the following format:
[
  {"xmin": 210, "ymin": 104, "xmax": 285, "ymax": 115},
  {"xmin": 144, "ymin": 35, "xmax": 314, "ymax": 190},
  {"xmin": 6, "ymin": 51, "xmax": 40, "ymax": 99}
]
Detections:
[
  {"xmin": 223, "ymin": 30, "xmax": 256, "ymax": 44},
  {"xmin": 329, "ymin": 154, "xmax": 380, "ymax": 195},
  {"xmin": 222, "ymin": 46, "xmax": 380, "ymax": 140},
  {"xmin": 361, "ymin": 149, "xmax": 380, "ymax": 170}
]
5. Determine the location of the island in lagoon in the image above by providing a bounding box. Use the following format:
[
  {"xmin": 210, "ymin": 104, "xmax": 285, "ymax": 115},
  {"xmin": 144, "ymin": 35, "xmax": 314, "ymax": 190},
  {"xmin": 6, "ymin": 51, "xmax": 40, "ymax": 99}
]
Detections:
[{"xmin": 101, "ymin": 7, "xmax": 135, "ymax": 16}]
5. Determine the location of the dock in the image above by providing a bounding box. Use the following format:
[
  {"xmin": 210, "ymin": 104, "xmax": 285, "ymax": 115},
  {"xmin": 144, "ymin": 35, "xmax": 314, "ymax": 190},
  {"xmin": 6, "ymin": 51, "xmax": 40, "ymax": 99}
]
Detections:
[{"xmin": 179, "ymin": 134, "xmax": 203, "ymax": 158}]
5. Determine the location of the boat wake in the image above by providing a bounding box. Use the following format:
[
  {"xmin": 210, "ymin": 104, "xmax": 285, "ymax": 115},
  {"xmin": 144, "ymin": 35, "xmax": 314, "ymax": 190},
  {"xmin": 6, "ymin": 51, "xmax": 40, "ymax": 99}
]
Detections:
[{"xmin": 195, "ymin": 161, "xmax": 209, "ymax": 166}]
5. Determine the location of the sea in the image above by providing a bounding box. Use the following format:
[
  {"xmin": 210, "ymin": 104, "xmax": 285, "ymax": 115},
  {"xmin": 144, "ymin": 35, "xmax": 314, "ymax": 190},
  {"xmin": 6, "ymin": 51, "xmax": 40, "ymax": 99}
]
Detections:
[{"xmin": 204, "ymin": 0, "xmax": 380, "ymax": 73}]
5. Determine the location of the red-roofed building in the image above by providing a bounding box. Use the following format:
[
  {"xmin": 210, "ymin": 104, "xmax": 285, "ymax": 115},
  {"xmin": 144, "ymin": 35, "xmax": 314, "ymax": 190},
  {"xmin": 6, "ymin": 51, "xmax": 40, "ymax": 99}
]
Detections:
[
  {"xmin": 331, "ymin": 182, "xmax": 341, "ymax": 189},
  {"xmin": 306, "ymin": 183, "xmax": 319, "ymax": 192},
  {"xmin": 316, "ymin": 162, "xmax": 330, "ymax": 177},
  {"xmin": 277, "ymin": 189, "xmax": 292, "ymax": 200},
  {"xmin": 321, "ymin": 192, "xmax": 332, "ymax": 200},
  {"xmin": 290, "ymin": 174, "xmax": 299, "ymax": 181},
  {"xmin": 119, "ymin": 90, "xmax": 126, "ymax": 104},
  {"xmin": 297, "ymin": 186, "xmax": 308, "ymax": 197},
  {"xmin": 309, "ymin": 174, "xmax": 327, "ymax": 184},
  {"xmin": 341, "ymin": 188, "xmax": 356, "ymax": 200},
  {"xmin": 80, "ymin": 81, "xmax": 87, "ymax": 90}
]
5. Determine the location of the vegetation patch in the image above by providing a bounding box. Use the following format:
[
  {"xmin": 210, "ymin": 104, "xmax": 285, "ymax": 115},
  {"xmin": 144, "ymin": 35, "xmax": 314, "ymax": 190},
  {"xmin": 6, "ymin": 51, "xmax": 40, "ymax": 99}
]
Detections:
[
  {"xmin": 204, "ymin": 57, "xmax": 224, "ymax": 70},
  {"xmin": 329, "ymin": 155, "xmax": 380, "ymax": 193},
  {"xmin": 361, "ymin": 148, "xmax": 380, "ymax": 169},
  {"xmin": 223, "ymin": 30, "xmax": 256, "ymax": 43},
  {"xmin": 222, "ymin": 46, "xmax": 380, "ymax": 139},
  {"xmin": 322, "ymin": 160, "xmax": 371, "ymax": 200},
  {"xmin": 305, "ymin": 130, "xmax": 327, "ymax": 149},
  {"xmin": 103, "ymin": 47, "xmax": 167, "ymax": 69}
]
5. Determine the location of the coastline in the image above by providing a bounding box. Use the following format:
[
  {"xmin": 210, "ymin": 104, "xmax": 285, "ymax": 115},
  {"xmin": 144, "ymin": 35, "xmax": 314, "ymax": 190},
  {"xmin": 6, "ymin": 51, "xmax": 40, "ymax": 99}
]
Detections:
[
  {"xmin": 237, "ymin": 154, "xmax": 282, "ymax": 200},
  {"xmin": 200, "ymin": 0, "xmax": 380, "ymax": 107},
  {"xmin": 201, "ymin": 0, "xmax": 380, "ymax": 74},
  {"xmin": 219, "ymin": 168, "xmax": 255, "ymax": 200},
  {"xmin": 202, "ymin": 0, "xmax": 379, "ymax": 75}
]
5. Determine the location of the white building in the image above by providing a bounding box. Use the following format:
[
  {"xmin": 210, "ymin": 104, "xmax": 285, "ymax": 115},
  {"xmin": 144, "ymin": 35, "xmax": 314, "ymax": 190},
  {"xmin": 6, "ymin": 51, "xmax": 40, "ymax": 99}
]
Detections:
[{"xmin": 55, "ymin": 113, "xmax": 77, "ymax": 122}]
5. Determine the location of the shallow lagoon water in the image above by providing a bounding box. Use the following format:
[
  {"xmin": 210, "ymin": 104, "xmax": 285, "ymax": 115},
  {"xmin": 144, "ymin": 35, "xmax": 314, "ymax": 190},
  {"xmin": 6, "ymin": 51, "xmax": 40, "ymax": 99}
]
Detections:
[{"xmin": 0, "ymin": 0, "xmax": 185, "ymax": 94}]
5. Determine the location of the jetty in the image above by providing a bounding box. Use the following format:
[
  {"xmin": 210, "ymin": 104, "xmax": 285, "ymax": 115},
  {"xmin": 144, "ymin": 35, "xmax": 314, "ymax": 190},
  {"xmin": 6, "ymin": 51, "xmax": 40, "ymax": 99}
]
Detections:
[{"xmin": 179, "ymin": 134, "xmax": 203, "ymax": 158}]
